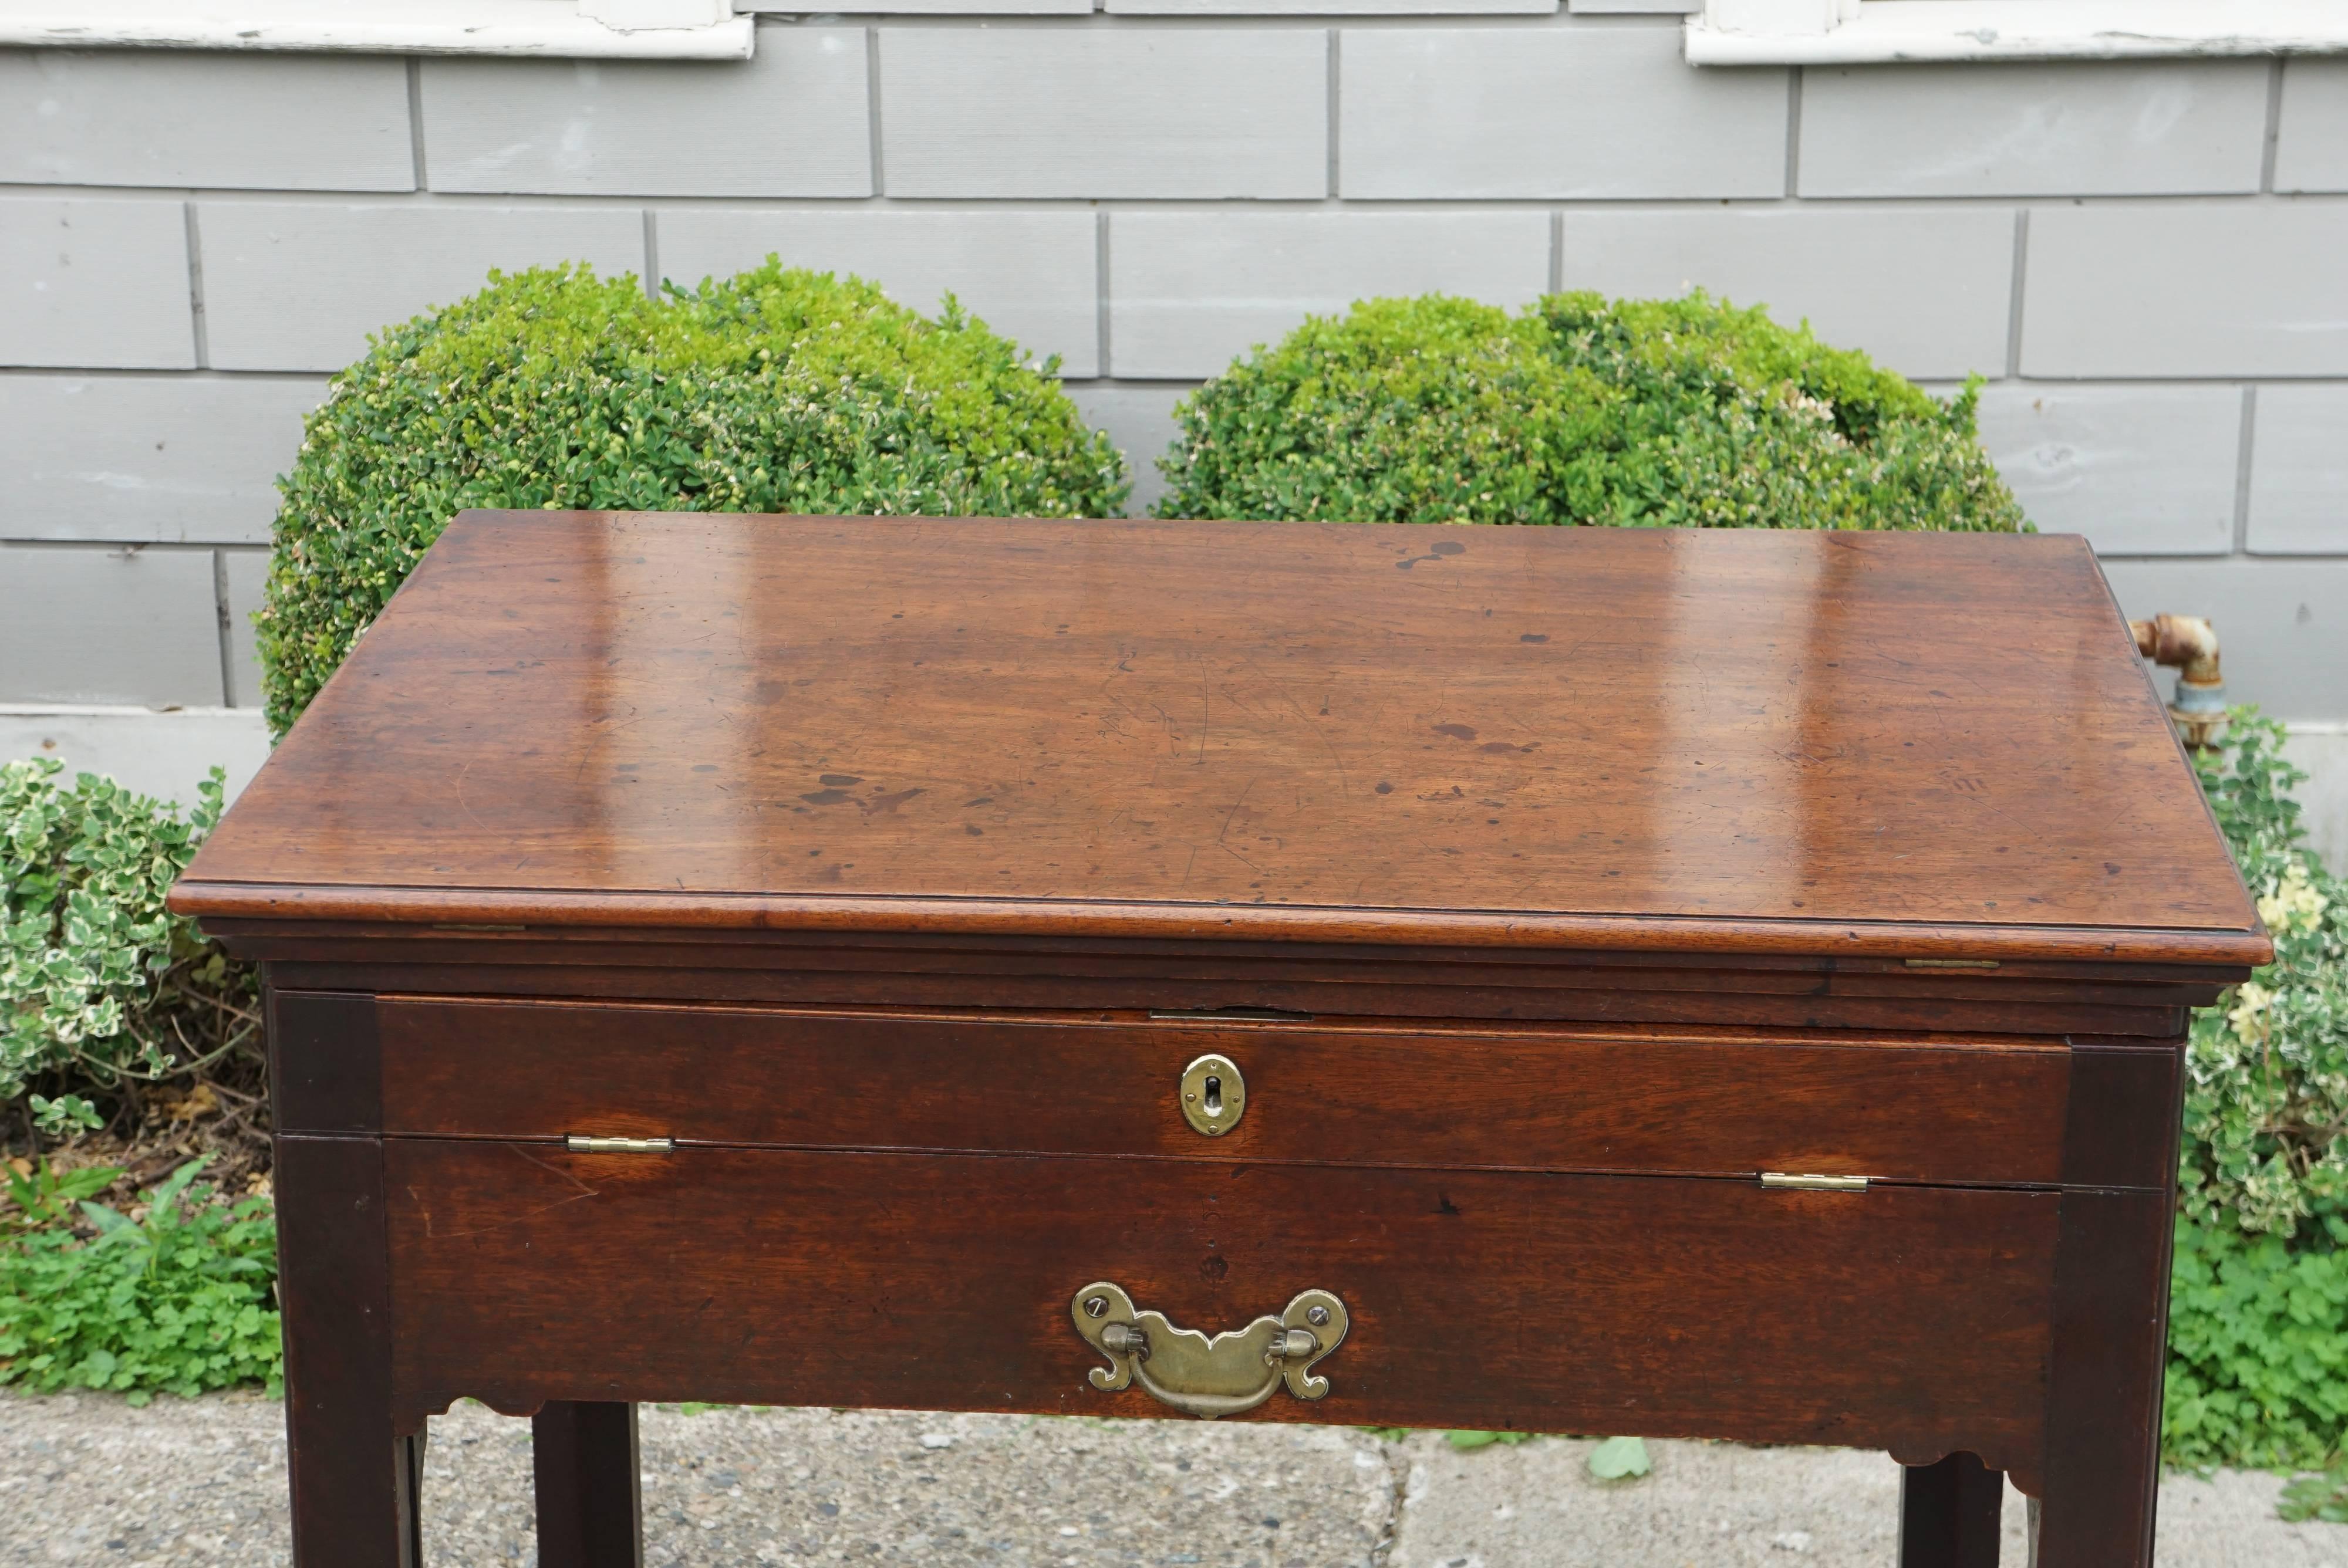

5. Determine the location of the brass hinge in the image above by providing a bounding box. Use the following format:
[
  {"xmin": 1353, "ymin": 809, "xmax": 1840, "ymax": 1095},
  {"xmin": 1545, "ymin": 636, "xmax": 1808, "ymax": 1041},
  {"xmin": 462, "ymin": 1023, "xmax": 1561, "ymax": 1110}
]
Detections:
[
  {"xmin": 1148, "ymin": 1007, "xmax": 1315, "ymax": 1023},
  {"xmin": 1760, "ymin": 1171, "xmax": 1870, "ymax": 1192},
  {"xmin": 564, "ymin": 1134, "xmax": 674, "ymax": 1154}
]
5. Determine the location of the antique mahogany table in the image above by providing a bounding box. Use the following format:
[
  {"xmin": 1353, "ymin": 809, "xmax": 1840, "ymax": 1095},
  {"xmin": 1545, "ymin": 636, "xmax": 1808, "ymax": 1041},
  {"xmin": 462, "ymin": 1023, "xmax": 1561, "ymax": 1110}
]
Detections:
[{"xmin": 171, "ymin": 511, "xmax": 2267, "ymax": 1568}]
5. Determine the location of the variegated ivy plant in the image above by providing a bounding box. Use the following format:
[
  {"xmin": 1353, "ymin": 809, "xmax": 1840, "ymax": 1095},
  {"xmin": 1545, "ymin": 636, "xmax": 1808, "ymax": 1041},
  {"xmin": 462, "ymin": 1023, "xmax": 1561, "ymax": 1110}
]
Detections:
[
  {"xmin": 1, "ymin": 759, "xmax": 257, "ymax": 1136},
  {"xmin": 2180, "ymin": 712, "xmax": 2348, "ymax": 1239}
]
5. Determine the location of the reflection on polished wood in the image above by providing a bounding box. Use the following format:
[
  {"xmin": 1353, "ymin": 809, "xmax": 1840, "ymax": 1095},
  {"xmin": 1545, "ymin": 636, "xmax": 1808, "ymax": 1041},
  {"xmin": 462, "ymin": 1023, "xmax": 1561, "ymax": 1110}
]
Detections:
[
  {"xmin": 177, "ymin": 513, "xmax": 2260, "ymax": 963},
  {"xmin": 178, "ymin": 514, "xmax": 2265, "ymax": 1568}
]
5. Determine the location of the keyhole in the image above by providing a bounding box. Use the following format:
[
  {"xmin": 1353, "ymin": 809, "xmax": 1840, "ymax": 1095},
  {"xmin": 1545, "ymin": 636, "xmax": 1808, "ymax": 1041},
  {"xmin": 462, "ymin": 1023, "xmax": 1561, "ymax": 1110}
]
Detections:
[{"xmin": 1178, "ymin": 1053, "xmax": 1244, "ymax": 1138}]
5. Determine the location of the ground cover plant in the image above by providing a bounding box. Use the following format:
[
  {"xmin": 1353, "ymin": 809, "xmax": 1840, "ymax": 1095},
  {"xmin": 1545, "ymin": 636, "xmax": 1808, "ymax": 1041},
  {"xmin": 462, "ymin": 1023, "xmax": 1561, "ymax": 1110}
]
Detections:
[
  {"xmin": 1155, "ymin": 291, "xmax": 2025, "ymax": 534},
  {"xmin": 2164, "ymin": 712, "xmax": 2348, "ymax": 1478},
  {"xmin": 259, "ymin": 261, "xmax": 1127, "ymax": 736},
  {"xmin": 0, "ymin": 1155, "xmax": 281, "ymax": 1403}
]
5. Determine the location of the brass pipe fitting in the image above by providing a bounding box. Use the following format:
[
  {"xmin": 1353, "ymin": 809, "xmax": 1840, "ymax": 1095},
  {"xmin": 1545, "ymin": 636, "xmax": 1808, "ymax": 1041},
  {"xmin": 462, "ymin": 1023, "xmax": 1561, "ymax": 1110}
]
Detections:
[{"xmin": 2129, "ymin": 614, "xmax": 2226, "ymax": 749}]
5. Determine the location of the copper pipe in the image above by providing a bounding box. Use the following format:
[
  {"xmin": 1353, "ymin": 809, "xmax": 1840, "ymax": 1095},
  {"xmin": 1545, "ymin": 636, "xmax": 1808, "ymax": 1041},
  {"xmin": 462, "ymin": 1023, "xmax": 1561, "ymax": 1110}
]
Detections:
[{"xmin": 2129, "ymin": 614, "xmax": 2226, "ymax": 748}]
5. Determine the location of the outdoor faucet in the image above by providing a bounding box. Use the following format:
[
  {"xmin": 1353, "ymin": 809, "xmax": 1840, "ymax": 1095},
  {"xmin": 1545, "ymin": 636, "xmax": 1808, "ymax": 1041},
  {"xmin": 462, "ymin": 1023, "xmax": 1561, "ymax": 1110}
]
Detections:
[{"xmin": 2130, "ymin": 614, "xmax": 2226, "ymax": 749}]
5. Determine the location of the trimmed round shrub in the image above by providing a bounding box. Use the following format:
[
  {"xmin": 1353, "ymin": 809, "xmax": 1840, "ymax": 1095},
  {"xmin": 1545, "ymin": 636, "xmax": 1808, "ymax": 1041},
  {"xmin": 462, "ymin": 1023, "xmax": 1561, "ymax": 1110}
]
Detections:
[
  {"xmin": 1154, "ymin": 290, "xmax": 2025, "ymax": 533},
  {"xmin": 259, "ymin": 262, "xmax": 1128, "ymax": 734}
]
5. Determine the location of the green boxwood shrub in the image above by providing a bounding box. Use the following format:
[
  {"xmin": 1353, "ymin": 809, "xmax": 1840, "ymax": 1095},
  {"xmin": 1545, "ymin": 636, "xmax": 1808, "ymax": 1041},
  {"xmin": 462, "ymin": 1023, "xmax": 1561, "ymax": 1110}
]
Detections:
[
  {"xmin": 1155, "ymin": 291, "xmax": 2025, "ymax": 533},
  {"xmin": 259, "ymin": 262, "xmax": 1128, "ymax": 735}
]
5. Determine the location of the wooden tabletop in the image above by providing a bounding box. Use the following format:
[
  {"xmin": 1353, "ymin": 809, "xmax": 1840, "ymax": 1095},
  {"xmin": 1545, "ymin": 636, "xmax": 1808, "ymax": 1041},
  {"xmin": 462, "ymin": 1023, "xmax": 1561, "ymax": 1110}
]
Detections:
[{"xmin": 174, "ymin": 512, "xmax": 2264, "ymax": 965}]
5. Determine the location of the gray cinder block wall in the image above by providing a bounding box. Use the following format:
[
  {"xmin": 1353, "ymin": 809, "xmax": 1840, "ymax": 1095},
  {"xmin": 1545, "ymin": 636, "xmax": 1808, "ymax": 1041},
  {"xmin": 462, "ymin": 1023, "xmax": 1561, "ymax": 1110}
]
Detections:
[{"xmin": 1, "ymin": 21, "xmax": 2344, "ymax": 860}]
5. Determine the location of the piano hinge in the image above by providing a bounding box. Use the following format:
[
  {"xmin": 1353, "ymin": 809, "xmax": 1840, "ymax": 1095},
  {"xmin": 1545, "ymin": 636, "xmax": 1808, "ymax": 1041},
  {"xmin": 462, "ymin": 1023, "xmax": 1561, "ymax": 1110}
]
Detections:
[
  {"xmin": 1760, "ymin": 1171, "xmax": 1870, "ymax": 1192},
  {"xmin": 565, "ymin": 1134, "xmax": 674, "ymax": 1155},
  {"xmin": 1903, "ymin": 958, "xmax": 1999, "ymax": 970}
]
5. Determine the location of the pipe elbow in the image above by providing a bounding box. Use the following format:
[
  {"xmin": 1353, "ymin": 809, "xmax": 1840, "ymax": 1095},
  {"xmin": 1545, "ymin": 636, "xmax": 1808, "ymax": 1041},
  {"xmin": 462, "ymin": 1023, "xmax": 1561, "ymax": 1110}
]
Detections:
[
  {"xmin": 2128, "ymin": 613, "xmax": 2227, "ymax": 745},
  {"xmin": 2130, "ymin": 614, "xmax": 2221, "ymax": 682}
]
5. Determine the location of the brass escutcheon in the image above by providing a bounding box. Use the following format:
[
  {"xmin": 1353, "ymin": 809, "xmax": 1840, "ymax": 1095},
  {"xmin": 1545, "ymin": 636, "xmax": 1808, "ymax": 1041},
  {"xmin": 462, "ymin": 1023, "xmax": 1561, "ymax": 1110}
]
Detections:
[
  {"xmin": 1069, "ymin": 1282, "xmax": 1346, "ymax": 1420},
  {"xmin": 1178, "ymin": 1053, "xmax": 1246, "ymax": 1137}
]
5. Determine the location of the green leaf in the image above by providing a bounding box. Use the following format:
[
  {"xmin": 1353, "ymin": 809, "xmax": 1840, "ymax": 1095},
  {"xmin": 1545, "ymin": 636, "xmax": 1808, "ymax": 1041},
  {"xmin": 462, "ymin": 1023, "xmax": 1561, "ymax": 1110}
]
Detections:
[
  {"xmin": 2279, "ymin": 1465, "xmax": 2348, "ymax": 1523},
  {"xmin": 1587, "ymin": 1436, "xmax": 1652, "ymax": 1481},
  {"xmin": 1445, "ymin": 1430, "xmax": 1510, "ymax": 1451}
]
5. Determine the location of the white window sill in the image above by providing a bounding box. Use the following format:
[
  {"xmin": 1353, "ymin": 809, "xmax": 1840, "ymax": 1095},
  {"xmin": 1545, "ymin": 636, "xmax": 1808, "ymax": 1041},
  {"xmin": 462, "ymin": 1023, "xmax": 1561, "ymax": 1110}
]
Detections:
[
  {"xmin": 0, "ymin": 0, "xmax": 755, "ymax": 59},
  {"xmin": 1687, "ymin": 0, "xmax": 2348, "ymax": 65}
]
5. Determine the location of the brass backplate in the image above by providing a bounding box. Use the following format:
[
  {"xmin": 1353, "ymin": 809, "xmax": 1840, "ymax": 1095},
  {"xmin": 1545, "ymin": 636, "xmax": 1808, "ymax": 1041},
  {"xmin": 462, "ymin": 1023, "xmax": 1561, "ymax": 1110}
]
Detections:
[
  {"xmin": 1178, "ymin": 1053, "xmax": 1246, "ymax": 1137},
  {"xmin": 1071, "ymin": 1282, "xmax": 1347, "ymax": 1420}
]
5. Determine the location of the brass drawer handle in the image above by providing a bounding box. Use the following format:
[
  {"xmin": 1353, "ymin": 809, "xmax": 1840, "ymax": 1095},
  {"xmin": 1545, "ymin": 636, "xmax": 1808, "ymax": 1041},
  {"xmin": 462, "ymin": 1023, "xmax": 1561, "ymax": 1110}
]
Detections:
[{"xmin": 1070, "ymin": 1282, "xmax": 1347, "ymax": 1420}]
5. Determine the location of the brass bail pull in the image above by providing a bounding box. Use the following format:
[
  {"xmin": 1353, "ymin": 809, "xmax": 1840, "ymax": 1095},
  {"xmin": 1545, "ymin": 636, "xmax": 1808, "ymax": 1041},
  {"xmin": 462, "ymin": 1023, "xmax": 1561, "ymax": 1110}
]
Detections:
[{"xmin": 1069, "ymin": 1282, "xmax": 1348, "ymax": 1420}]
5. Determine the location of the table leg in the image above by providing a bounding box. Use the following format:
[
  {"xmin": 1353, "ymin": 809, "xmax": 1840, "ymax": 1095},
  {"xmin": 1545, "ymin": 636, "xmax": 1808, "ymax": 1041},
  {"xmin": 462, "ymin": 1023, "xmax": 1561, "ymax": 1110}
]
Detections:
[
  {"xmin": 2032, "ymin": 1189, "xmax": 2172, "ymax": 1567},
  {"xmin": 534, "ymin": 1401, "xmax": 645, "ymax": 1568},
  {"xmin": 276, "ymin": 1134, "xmax": 423, "ymax": 1567},
  {"xmin": 1900, "ymin": 1454, "xmax": 2004, "ymax": 1568}
]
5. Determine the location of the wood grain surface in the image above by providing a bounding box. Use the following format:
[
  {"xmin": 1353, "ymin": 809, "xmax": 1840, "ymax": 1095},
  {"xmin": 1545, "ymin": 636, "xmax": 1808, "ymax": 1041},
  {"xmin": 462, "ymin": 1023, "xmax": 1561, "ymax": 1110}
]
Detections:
[
  {"xmin": 274, "ymin": 1134, "xmax": 420, "ymax": 1567},
  {"xmin": 384, "ymin": 1140, "xmax": 2058, "ymax": 1490},
  {"xmin": 174, "ymin": 513, "xmax": 2263, "ymax": 970},
  {"xmin": 363, "ymin": 998, "xmax": 2087, "ymax": 1187},
  {"xmin": 242, "ymin": 940, "xmax": 2220, "ymax": 1038}
]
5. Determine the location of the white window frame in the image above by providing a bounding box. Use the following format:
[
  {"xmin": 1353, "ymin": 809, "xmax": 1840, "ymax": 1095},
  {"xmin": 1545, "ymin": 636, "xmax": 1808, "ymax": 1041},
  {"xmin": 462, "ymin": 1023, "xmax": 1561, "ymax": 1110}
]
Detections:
[
  {"xmin": 0, "ymin": 0, "xmax": 754, "ymax": 59},
  {"xmin": 1688, "ymin": 0, "xmax": 2348, "ymax": 65}
]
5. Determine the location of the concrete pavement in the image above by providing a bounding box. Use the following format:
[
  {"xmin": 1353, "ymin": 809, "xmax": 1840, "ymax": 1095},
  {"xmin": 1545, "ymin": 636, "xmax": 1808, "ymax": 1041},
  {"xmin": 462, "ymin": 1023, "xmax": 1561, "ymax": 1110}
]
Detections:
[{"xmin": 3, "ymin": 1391, "xmax": 2343, "ymax": 1566}]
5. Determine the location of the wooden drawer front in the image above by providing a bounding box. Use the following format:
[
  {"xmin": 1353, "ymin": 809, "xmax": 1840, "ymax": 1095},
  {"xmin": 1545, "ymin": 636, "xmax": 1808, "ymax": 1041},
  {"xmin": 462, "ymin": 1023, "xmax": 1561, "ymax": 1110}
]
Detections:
[
  {"xmin": 366, "ymin": 998, "xmax": 2079, "ymax": 1186},
  {"xmin": 386, "ymin": 1140, "xmax": 2056, "ymax": 1486}
]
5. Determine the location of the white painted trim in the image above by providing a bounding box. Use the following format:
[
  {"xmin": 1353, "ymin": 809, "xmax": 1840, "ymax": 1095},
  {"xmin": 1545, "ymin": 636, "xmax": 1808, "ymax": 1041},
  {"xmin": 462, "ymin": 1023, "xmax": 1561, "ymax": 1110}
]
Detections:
[
  {"xmin": 0, "ymin": 0, "xmax": 754, "ymax": 59},
  {"xmin": 1688, "ymin": 0, "xmax": 2348, "ymax": 65}
]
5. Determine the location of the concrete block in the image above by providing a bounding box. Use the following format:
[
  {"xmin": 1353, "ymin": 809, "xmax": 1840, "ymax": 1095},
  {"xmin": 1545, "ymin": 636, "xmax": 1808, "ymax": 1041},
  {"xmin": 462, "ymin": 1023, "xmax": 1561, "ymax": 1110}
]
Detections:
[
  {"xmin": 1063, "ymin": 383, "xmax": 1193, "ymax": 515},
  {"xmin": 1563, "ymin": 207, "xmax": 2015, "ymax": 381},
  {"xmin": 0, "ymin": 705, "xmax": 272, "ymax": 810},
  {"xmin": 1339, "ymin": 28, "xmax": 1784, "ymax": 200},
  {"xmin": 656, "ymin": 207, "xmax": 1098, "ymax": 376},
  {"xmin": 0, "ymin": 544, "xmax": 223, "ymax": 707},
  {"xmin": 2275, "ymin": 59, "xmax": 2348, "ymax": 193},
  {"xmin": 1116, "ymin": 0, "xmax": 1547, "ymax": 13},
  {"xmin": 1108, "ymin": 209, "xmax": 1549, "ymax": 379},
  {"xmin": 0, "ymin": 373, "xmax": 323, "ymax": 545},
  {"xmin": 2246, "ymin": 384, "xmax": 2348, "ymax": 556},
  {"xmin": 422, "ymin": 29, "xmax": 870, "ymax": 197},
  {"xmin": 0, "ymin": 197, "xmax": 194, "ymax": 370},
  {"xmin": 878, "ymin": 29, "xmax": 1327, "ymax": 199},
  {"xmin": 2022, "ymin": 202, "xmax": 2348, "ymax": 378},
  {"xmin": 220, "ymin": 548, "xmax": 269, "ymax": 710},
  {"xmin": 198, "ymin": 202, "xmax": 647, "ymax": 373},
  {"xmin": 741, "ymin": 0, "xmax": 1088, "ymax": 10},
  {"xmin": 2100, "ymin": 559, "xmax": 2348, "ymax": 725},
  {"xmin": 0, "ymin": 49, "xmax": 413, "ymax": 192},
  {"xmin": 1799, "ymin": 60, "xmax": 2266, "ymax": 198},
  {"xmin": 2288, "ymin": 722, "xmax": 2348, "ymax": 877},
  {"xmin": 1973, "ymin": 383, "xmax": 2241, "ymax": 556}
]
